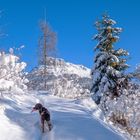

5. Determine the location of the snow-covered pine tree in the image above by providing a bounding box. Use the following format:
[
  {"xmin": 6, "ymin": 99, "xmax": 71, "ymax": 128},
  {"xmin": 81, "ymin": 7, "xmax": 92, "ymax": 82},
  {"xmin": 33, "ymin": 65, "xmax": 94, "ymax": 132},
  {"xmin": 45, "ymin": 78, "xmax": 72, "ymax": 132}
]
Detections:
[{"xmin": 91, "ymin": 14, "xmax": 129, "ymax": 104}]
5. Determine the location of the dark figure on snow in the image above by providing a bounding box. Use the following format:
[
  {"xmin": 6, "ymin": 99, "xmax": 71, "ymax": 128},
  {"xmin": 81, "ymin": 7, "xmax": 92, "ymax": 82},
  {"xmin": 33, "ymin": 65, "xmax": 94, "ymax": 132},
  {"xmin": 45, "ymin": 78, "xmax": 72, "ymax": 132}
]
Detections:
[{"xmin": 32, "ymin": 103, "xmax": 53, "ymax": 132}]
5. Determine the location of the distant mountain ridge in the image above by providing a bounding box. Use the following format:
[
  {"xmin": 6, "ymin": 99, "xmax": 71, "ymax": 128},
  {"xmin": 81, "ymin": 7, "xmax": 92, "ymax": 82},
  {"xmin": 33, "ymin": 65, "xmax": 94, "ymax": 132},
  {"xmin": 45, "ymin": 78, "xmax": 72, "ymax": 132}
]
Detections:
[{"xmin": 27, "ymin": 57, "xmax": 92, "ymax": 98}]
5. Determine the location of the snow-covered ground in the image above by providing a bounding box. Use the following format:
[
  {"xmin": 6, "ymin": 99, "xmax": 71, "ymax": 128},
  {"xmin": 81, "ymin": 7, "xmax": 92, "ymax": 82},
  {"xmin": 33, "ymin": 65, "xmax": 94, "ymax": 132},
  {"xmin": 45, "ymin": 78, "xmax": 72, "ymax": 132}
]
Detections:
[{"xmin": 0, "ymin": 92, "xmax": 125, "ymax": 140}]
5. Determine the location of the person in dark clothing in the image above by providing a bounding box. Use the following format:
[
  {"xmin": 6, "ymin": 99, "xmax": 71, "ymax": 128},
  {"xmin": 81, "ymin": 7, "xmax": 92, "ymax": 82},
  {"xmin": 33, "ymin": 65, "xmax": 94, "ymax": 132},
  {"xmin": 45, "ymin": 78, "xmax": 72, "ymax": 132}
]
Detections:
[{"xmin": 32, "ymin": 103, "xmax": 53, "ymax": 132}]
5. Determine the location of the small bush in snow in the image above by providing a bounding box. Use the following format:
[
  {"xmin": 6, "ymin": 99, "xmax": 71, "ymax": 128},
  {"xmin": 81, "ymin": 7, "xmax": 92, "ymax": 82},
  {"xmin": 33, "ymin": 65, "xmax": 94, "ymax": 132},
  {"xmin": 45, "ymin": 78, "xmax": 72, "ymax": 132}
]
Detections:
[
  {"xmin": 0, "ymin": 48, "xmax": 28, "ymax": 95},
  {"xmin": 100, "ymin": 84, "xmax": 140, "ymax": 139}
]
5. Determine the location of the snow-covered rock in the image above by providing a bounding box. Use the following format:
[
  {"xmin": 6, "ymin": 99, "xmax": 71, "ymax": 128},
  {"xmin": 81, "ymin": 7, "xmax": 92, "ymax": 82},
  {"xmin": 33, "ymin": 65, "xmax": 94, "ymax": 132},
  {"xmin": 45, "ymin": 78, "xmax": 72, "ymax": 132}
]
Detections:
[{"xmin": 27, "ymin": 57, "xmax": 92, "ymax": 98}]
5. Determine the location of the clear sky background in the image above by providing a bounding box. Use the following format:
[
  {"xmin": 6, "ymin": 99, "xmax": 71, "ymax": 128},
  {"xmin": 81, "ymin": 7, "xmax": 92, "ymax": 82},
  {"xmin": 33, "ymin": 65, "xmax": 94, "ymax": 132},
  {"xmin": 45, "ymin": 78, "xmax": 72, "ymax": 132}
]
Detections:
[{"xmin": 0, "ymin": 0, "xmax": 140, "ymax": 72}]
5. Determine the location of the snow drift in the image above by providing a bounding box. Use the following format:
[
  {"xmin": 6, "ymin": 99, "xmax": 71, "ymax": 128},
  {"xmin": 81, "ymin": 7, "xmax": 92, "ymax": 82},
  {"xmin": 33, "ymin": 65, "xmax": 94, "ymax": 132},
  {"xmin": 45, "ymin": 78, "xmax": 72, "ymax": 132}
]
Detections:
[{"xmin": 0, "ymin": 92, "xmax": 125, "ymax": 140}]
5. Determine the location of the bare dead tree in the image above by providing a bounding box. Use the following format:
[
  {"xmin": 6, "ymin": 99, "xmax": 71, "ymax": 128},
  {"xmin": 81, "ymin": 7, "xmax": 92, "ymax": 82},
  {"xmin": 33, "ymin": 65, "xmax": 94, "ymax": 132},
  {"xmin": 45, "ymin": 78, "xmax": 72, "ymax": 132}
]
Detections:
[{"xmin": 38, "ymin": 20, "xmax": 56, "ymax": 89}]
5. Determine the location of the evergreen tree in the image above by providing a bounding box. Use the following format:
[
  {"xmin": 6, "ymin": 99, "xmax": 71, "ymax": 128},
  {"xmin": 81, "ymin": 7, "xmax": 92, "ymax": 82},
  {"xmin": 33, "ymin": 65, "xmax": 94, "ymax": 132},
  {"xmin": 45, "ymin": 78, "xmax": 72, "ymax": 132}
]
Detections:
[{"xmin": 91, "ymin": 14, "xmax": 129, "ymax": 104}]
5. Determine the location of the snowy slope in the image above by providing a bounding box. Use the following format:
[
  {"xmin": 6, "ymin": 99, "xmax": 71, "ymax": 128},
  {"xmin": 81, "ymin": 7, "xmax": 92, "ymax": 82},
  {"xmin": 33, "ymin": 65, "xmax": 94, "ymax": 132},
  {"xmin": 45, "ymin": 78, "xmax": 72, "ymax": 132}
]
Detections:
[
  {"xmin": 27, "ymin": 57, "xmax": 92, "ymax": 98},
  {"xmin": 0, "ymin": 92, "xmax": 126, "ymax": 140}
]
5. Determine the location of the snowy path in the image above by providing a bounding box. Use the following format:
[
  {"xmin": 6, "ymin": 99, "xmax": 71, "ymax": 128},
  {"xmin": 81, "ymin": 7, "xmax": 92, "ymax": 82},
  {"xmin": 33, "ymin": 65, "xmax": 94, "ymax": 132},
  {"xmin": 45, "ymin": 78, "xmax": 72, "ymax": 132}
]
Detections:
[{"xmin": 0, "ymin": 92, "xmax": 125, "ymax": 140}]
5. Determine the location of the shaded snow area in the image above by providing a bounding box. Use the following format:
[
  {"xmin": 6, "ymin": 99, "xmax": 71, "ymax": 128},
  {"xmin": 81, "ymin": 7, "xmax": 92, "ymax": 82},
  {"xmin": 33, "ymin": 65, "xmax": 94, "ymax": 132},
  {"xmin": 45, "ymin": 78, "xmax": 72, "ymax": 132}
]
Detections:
[{"xmin": 0, "ymin": 92, "xmax": 125, "ymax": 140}]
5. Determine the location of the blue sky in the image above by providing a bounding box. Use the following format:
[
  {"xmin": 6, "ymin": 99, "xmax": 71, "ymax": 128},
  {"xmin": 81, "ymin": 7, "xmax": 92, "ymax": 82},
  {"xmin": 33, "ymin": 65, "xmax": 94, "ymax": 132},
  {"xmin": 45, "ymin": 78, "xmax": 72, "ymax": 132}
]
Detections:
[{"xmin": 0, "ymin": 0, "xmax": 140, "ymax": 71}]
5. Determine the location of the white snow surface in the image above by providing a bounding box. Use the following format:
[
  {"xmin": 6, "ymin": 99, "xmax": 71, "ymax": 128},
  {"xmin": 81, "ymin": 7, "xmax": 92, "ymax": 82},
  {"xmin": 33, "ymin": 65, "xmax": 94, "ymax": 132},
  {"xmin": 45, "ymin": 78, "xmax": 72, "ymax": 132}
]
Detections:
[{"xmin": 0, "ymin": 92, "xmax": 126, "ymax": 140}]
